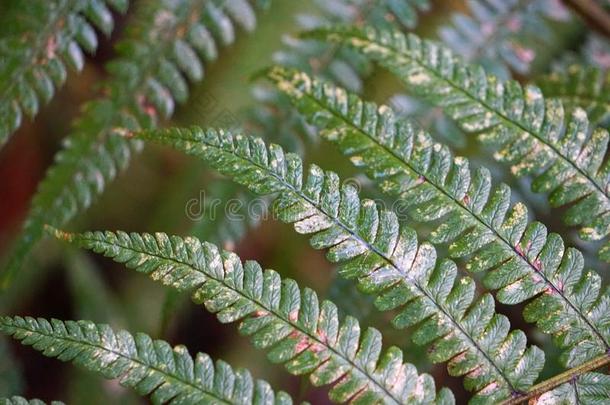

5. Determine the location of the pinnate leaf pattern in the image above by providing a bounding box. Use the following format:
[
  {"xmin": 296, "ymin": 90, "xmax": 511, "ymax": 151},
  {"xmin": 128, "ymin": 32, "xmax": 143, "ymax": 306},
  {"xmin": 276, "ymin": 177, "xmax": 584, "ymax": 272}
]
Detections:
[
  {"xmin": 305, "ymin": 25, "xmax": 610, "ymax": 257},
  {"xmin": 267, "ymin": 66, "xmax": 610, "ymax": 369},
  {"xmin": 2, "ymin": 0, "xmax": 263, "ymax": 285},
  {"xmin": 50, "ymin": 228, "xmax": 453, "ymax": 405},
  {"xmin": 134, "ymin": 126, "xmax": 545, "ymax": 403},
  {"xmin": 0, "ymin": 316, "xmax": 294, "ymax": 405}
]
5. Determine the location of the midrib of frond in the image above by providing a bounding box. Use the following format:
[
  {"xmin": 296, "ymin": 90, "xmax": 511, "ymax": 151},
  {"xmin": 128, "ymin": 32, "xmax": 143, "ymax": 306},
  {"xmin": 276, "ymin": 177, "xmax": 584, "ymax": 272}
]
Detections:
[
  {"xmin": 286, "ymin": 80, "xmax": 610, "ymax": 353},
  {"xmin": 4, "ymin": 320, "xmax": 230, "ymax": 404},
  {"xmin": 78, "ymin": 233, "xmax": 405, "ymax": 404},
  {"xmin": 152, "ymin": 130, "xmax": 521, "ymax": 394},
  {"xmin": 346, "ymin": 34, "xmax": 610, "ymax": 203},
  {"xmin": 0, "ymin": 0, "xmax": 80, "ymax": 98}
]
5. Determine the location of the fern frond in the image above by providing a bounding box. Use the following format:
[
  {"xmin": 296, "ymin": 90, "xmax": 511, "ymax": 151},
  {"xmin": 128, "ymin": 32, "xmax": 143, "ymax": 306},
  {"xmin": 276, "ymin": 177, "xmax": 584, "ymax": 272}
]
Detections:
[
  {"xmin": 315, "ymin": 0, "xmax": 430, "ymax": 32},
  {"xmin": 133, "ymin": 126, "xmax": 544, "ymax": 402},
  {"xmin": 267, "ymin": 66, "xmax": 610, "ymax": 368},
  {"xmin": 2, "ymin": 0, "xmax": 263, "ymax": 285},
  {"xmin": 49, "ymin": 229, "xmax": 454, "ymax": 405},
  {"xmin": 534, "ymin": 373, "xmax": 610, "ymax": 405},
  {"xmin": 0, "ymin": 0, "xmax": 128, "ymax": 147},
  {"xmin": 538, "ymin": 65, "xmax": 610, "ymax": 127},
  {"xmin": 0, "ymin": 316, "xmax": 294, "ymax": 405},
  {"xmin": 438, "ymin": 0, "xmax": 570, "ymax": 76},
  {"xmin": 242, "ymin": 0, "xmax": 430, "ymax": 151},
  {"xmin": 0, "ymin": 396, "xmax": 63, "ymax": 405},
  {"xmin": 306, "ymin": 26, "xmax": 610, "ymax": 254}
]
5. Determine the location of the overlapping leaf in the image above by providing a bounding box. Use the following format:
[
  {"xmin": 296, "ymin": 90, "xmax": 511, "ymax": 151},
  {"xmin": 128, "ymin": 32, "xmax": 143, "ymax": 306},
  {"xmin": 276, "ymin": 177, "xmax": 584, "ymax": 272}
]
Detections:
[
  {"xmin": 306, "ymin": 25, "xmax": 610, "ymax": 260},
  {"xmin": 438, "ymin": 0, "xmax": 570, "ymax": 76},
  {"xmin": 134, "ymin": 126, "xmax": 544, "ymax": 403},
  {"xmin": 2, "ymin": 0, "xmax": 263, "ymax": 285},
  {"xmin": 50, "ymin": 228, "xmax": 453, "ymax": 405},
  {"xmin": 0, "ymin": 0, "xmax": 129, "ymax": 146},
  {"xmin": 533, "ymin": 373, "xmax": 610, "ymax": 405},
  {"xmin": 538, "ymin": 65, "xmax": 610, "ymax": 128},
  {"xmin": 267, "ymin": 66, "xmax": 610, "ymax": 368},
  {"xmin": 0, "ymin": 316, "xmax": 293, "ymax": 405}
]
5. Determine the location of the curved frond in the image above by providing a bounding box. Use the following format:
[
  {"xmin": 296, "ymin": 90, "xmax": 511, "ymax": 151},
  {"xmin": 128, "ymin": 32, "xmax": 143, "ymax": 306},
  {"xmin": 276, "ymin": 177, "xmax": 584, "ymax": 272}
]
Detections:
[
  {"xmin": 306, "ymin": 26, "xmax": 610, "ymax": 253},
  {"xmin": 0, "ymin": 0, "xmax": 128, "ymax": 146},
  {"xmin": 134, "ymin": 126, "xmax": 544, "ymax": 402},
  {"xmin": 50, "ymin": 229, "xmax": 454, "ymax": 405},
  {"xmin": 267, "ymin": 66, "xmax": 610, "ymax": 368},
  {"xmin": 438, "ymin": 0, "xmax": 570, "ymax": 76},
  {"xmin": 0, "ymin": 316, "xmax": 293, "ymax": 405},
  {"xmin": 0, "ymin": 396, "xmax": 63, "ymax": 405},
  {"xmin": 2, "ymin": 0, "xmax": 263, "ymax": 286},
  {"xmin": 538, "ymin": 65, "xmax": 610, "ymax": 127}
]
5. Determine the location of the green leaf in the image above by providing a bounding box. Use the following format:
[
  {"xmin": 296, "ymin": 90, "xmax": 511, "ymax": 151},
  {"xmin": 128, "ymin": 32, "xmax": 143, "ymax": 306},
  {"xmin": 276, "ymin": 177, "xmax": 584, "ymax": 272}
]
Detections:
[
  {"xmin": 538, "ymin": 65, "xmax": 610, "ymax": 129},
  {"xmin": 0, "ymin": 0, "xmax": 129, "ymax": 147},
  {"xmin": 50, "ymin": 228, "xmax": 454, "ymax": 405},
  {"xmin": 0, "ymin": 316, "xmax": 294, "ymax": 405},
  {"xmin": 0, "ymin": 396, "xmax": 63, "ymax": 405},
  {"xmin": 534, "ymin": 372, "xmax": 610, "ymax": 405},
  {"xmin": 267, "ymin": 66, "xmax": 610, "ymax": 369},
  {"xmin": 1, "ymin": 0, "xmax": 265, "ymax": 287},
  {"xmin": 305, "ymin": 26, "xmax": 610, "ymax": 252},
  {"xmin": 438, "ymin": 0, "xmax": 570, "ymax": 76},
  {"xmin": 133, "ymin": 126, "xmax": 544, "ymax": 402}
]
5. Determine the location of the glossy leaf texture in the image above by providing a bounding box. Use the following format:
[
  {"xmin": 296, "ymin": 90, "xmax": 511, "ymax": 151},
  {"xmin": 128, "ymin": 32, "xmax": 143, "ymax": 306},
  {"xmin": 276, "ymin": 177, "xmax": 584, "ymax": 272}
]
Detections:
[
  {"xmin": 0, "ymin": 0, "xmax": 129, "ymax": 146},
  {"xmin": 50, "ymin": 228, "xmax": 453, "ymax": 405},
  {"xmin": 2, "ymin": 0, "xmax": 264, "ymax": 286},
  {"xmin": 268, "ymin": 66, "xmax": 610, "ymax": 368},
  {"xmin": 0, "ymin": 316, "xmax": 294, "ymax": 405},
  {"xmin": 135, "ymin": 126, "xmax": 545, "ymax": 403},
  {"xmin": 306, "ymin": 25, "xmax": 610, "ymax": 257}
]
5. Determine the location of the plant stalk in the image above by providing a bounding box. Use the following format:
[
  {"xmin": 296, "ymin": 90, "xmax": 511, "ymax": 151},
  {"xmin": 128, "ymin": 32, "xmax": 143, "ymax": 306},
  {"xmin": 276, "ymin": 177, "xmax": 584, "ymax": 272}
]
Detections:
[
  {"xmin": 501, "ymin": 353, "xmax": 610, "ymax": 404},
  {"xmin": 562, "ymin": 0, "xmax": 610, "ymax": 39}
]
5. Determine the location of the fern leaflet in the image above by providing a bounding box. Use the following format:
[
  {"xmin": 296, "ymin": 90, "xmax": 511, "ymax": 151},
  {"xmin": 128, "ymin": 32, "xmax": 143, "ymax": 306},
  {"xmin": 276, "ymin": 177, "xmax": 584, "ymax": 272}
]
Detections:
[
  {"xmin": 267, "ymin": 66, "xmax": 610, "ymax": 368},
  {"xmin": 49, "ymin": 228, "xmax": 453, "ymax": 405},
  {"xmin": 438, "ymin": 0, "xmax": 570, "ymax": 76},
  {"xmin": 538, "ymin": 65, "xmax": 610, "ymax": 128},
  {"xmin": 2, "ymin": 0, "xmax": 262, "ymax": 286},
  {"xmin": 0, "ymin": 0, "xmax": 128, "ymax": 147},
  {"xmin": 0, "ymin": 397, "xmax": 63, "ymax": 405},
  {"xmin": 533, "ymin": 372, "xmax": 610, "ymax": 405},
  {"xmin": 305, "ymin": 26, "xmax": 610, "ymax": 257},
  {"xmin": 134, "ymin": 126, "xmax": 544, "ymax": 402},
  {"xmin": 0, "ymin": 316, "xmax": 294, "ymax": 405}
]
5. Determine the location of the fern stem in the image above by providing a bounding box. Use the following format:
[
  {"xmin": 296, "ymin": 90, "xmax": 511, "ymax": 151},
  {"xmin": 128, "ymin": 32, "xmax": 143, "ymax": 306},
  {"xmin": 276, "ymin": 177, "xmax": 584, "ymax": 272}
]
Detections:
[
  {"xmin": 563, "ymin": 0, "xmax": 610, "ymax": 39},
  {"xmin": 500, "ymin": 353, "xmax": 610, "ymax": 405}
]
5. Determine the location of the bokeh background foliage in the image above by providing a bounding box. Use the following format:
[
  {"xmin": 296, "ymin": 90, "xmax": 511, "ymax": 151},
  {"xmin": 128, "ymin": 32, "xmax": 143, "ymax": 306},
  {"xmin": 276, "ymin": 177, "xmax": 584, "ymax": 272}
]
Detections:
[{"xmin": 0, "ymin": 0, "xmax": 607, "ymax": 403}]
